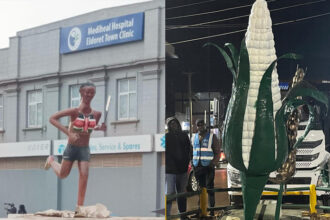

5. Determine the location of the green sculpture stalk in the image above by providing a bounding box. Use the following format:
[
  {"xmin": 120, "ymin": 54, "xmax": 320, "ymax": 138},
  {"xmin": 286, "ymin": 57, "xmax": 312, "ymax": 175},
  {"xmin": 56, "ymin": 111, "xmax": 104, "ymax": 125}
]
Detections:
[{"xmin": 205, "ymin": 1, "xmax": 328, "ymax": 218}]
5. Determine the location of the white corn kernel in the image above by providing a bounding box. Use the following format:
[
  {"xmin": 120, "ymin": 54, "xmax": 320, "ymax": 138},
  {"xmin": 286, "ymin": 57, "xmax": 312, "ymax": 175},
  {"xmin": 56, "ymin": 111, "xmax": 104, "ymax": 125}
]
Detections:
[{"xmin": 242, "ymin": 0, "xmax": 281, "ymax": 169}]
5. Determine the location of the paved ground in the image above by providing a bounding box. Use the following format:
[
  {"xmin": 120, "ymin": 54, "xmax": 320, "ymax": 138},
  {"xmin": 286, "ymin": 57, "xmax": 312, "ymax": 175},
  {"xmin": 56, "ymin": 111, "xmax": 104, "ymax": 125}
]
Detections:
[
  {"xmin": 217, "ymin": 208, "xmax": 330, "ymax": 220},
  {"xmin": 183, "ymin": 204, "xmax": 314, "ymax": 219},
  {"xmin": 169, "ymin": 168, "xmax": 231, "ymax": 216},
  {"xmin": 168, "ymin": 168, "xmax": 330, "ymax": 219},
  {"xmin": 217, "ymin": 205, "xmax": 309, "ymax": 220},
  {"xmin": 5, "ymin": 214, "xmax": 165, "ymax": 220}
]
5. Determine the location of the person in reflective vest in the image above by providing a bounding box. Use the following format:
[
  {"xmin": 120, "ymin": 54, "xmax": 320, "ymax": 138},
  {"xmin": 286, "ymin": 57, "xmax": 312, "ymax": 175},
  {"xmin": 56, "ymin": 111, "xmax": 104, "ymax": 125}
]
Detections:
[{"xmin": 192, "ymin": 119, "xmax": 220, "ymax": 216}]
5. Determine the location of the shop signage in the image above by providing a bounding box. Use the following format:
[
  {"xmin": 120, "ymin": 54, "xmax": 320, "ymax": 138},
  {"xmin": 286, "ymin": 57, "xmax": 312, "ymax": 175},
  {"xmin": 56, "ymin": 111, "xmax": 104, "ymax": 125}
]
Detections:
[
  {"xmin": 155, "ymin": 134, "xmax": 165, "ymax": 152},
  {"xmin": 60, "ymin": 12, "xmax": 144, "ymax": 54},
  {"xmin": 53, "ymin": 135, "xmax": 152, "ymax": 155},
  {"xmin": 0, "ymin": 140, "xmax": 51, "ymax": 158},
  {"xmin": 279, "ymin": 82, "xmax": 289, "ymax": 90}
]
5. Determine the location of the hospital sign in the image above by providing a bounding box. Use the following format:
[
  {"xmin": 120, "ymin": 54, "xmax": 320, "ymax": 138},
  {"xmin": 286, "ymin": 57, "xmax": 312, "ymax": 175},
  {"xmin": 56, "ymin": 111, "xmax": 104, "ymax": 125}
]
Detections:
[{"xmin": 60, "ymin": 12, "xmax": 144, "ymax": 54}]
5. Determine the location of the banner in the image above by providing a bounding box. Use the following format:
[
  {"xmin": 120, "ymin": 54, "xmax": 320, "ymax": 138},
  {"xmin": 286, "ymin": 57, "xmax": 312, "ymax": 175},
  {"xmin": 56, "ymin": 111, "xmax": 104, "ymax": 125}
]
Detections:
[
  {"xmin": 0, "ymin": 140, "xmax": 51, "ymax": 158},
  {"xmin": 53, "ymin": 135, "xmax": 152, "ymax": 155}
]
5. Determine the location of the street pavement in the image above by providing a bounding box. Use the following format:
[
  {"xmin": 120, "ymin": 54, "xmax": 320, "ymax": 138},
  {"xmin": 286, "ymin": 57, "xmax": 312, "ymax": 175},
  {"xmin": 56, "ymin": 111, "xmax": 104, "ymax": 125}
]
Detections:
[
  {"xmin": 169, "ymin": 168, "xmax": 329, "ymax": 219},
  {"xmin": 169, "ymin": 168, "xmax": 230, "ymax": 217}
]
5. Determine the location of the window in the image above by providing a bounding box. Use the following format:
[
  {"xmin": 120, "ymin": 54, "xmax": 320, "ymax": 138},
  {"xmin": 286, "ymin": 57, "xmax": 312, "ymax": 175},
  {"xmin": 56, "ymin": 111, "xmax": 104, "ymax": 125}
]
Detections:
[
  {"xmin": 27, "ymin": 90, "xmax": 42, "ymax": 128},
  {"xmin": 70, "ymin": 85, "xmax": 81, "ymax": 108},
  {"xmin": 0, "ymin": 95, "xmax": 3, "ymax": 129},
  {"xmin": 118, "ymin": 78, "xmax": 137, "ymax": 120}
]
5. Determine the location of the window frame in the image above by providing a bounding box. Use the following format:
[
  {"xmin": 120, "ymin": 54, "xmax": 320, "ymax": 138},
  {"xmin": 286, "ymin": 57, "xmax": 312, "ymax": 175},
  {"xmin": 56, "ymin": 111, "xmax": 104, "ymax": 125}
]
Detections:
[
  {"xmin": 0, "ymin": 95, "xmax": 4, "ymax": 130},
  {"xmin": 27, "ymin": 90, "xmax": 43, "ymax": 128},
  {"xmin": 117, "ymin": 78, "xmax": 137, "ymax": 120},
  {"xmin": 70, "ymin": 84, "xmax": 81, "ymax": 108}
]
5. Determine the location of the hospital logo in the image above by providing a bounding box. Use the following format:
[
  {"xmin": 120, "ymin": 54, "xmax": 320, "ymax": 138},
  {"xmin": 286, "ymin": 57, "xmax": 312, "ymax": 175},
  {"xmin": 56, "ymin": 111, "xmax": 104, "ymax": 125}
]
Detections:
[
  {"xmin": 160, "ymin": 135, "xmax": 165, "ymax": 149},
  {"xmin": 58, "ymin": 144, "xmax": 65, "ymax": 154},
  {"xmin": 67, "ymin": 27, "xmax": 82, "ymax": 51}
]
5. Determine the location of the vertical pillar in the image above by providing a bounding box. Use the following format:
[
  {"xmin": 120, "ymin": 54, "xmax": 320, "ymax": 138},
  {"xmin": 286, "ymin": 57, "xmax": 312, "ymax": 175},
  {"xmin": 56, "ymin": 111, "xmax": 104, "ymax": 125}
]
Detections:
[
  {"xmin": 142, "ymin": 151, "xmax": 162, "ymax": 216},
  {"xmin": 275, "ymin": 183, "xmax": 284, "ymax": 220},
  {"xmin": 200, "ymin": 187, "xmax": 208, "ymax": 217},
  {"xmin": 310, "ymin": 184, "xmax": 317, "ymax": 215},
  {"xmin": 140, "ymin": 69, "xmax": 161, "ymax": 133},
  {"xmin": 44, "ymin": 79, "xmax": 61, "ymax": 140},
  {"xmin": 140, "ymin": 69, "xmax": 162, "ymax": 215},
  {"xmin": 90, "ymin": 71, "xmax": 107, "ymax": 137},
  {"xmin": 4, "ymin": 84, "xmax": 19, "ymax": 142}
]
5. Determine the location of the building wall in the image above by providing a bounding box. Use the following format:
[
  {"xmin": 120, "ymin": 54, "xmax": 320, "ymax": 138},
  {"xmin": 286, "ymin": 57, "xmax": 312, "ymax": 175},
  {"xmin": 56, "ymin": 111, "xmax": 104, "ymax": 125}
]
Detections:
[
  {"xmin": 4, "ymin": 37, "xmax": 19, "ymax": 80},
  {"xmin": 20, "ymin": 29, "xmax": 60, "ymax": 78},
  {"xmin": 0, "ymin": 0, "xmax": 165, "ymax": 217},
  {"xmin": 0, "ymin": 152, "xmax": 165, "ymax": 217},
  {"xmin": 0, "ymin": 49, "xmax": 9, "ymax": 78},
  {"xmin": 0, "ymin": 1, "xmax": 165, "ymax": 142}
]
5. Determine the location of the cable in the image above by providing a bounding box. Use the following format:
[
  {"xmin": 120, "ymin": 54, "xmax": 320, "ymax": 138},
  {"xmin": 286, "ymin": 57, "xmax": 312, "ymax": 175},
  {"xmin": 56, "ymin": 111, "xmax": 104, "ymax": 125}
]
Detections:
[
  {"xmin": 167, "ymin": 3, "xmax": 253, "ymax": 20},
  {"xmin": 272, "ymin": 0, "xmax": 326, "ymax": 12},
  {"xmin": 166, "ymin": 14, "xmax": 249, "ymax": 31},
  {"xmin": 166, "ymin": 0, "xmax": 326, "ymax": 31},
  {"xmin": 167, "ymin": 24, "xmax": 246, "ymax": 29},
  {"xmin": 166, "ymin": 0, "xmax": 277, "ymax": 21},
  {"xmin": 166, "ymin": 11, "xmax": 330, "ymax": 46},
  {"xmin": 273, "ymin": 11, "xmax": 330, "ymax": 26},
  {"xmin": 167, "ymin": 0, "xmax": 326, "ymax": 30},
  {"xmin": 166, "ymin": 0, "xmax": 216, "ymax": 11},
  {"xmin": 167, "ymin": 29, "xmax": 247, "ymax": 46}
]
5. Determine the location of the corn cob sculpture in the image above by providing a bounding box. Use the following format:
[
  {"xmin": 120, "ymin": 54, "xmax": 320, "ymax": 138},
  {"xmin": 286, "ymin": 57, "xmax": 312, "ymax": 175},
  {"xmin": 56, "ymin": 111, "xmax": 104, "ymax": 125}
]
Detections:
[{"xmin": 205, "ymin": 0, "xmax": 328, "ymax": 219}]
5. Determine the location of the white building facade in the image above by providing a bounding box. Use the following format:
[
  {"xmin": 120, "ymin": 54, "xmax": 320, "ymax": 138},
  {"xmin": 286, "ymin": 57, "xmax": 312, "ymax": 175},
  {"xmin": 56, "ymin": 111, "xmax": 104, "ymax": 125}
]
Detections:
[{"xmin": 0, "ymin": 0, "xmax": 165, "ymax": 217}]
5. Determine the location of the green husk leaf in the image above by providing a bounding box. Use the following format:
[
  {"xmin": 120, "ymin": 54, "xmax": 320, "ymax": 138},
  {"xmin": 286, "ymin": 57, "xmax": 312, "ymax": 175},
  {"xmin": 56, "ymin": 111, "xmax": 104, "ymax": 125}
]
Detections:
[
  {"xmin": 236, "ymin": 38, "xmax": 250, "ymax": 85},
  {"xmin": 283, "ymin": 81, "xmax": 328, "ymax": 148},
  {"xmin": 274, "ymin": 80, "xmax": 328, "ymax": 170},
  {"xmin": 222, "ymin": 38, "xmax": 249, "ymax": 171},
  {"xmin": 273, "ymin": 98, "xmax": 306, "ymax": 170},
  {"xmin": 282, "ymin": 99, "xmax": 306, "ymax": 121},
  {"xmin": 283, "ymin": 81, "xmax": 328, "ymax": 110},
  {"xmin": 283, "ymin": 80, "xmax": 328, "ymax": 150},
  {"xmin": 203, "ymin": 42, "xmax": 237, "ymax": 84},
  {"xmin": 225, "ymin": 42, "xmax": 239, "ymax": 72},
  {"xmin": 273, "ymin": 104, "xmax": 289, "ymax": 170},
  {"xmin": 248, "ymin": 60, "xmax": 275, "ymax": 175},
  {"xmin": 249, "ymin": 53, "xmax": 302, "ymax": 173},
  {"xmin": 279, "ymin": 53, "xmax": 303, "ymax": 60}
]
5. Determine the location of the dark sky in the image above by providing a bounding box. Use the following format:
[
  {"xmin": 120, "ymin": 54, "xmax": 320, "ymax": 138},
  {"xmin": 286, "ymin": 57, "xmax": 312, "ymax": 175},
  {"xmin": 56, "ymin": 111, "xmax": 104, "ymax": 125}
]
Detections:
[{"xmin": 166, "ymin": 0, "xmax": 330, "ymax": 94}]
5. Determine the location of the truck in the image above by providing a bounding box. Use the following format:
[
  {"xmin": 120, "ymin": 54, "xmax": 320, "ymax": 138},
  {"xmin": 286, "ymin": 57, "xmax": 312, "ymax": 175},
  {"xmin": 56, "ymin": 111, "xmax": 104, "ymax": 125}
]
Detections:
[{"xmin": 227, "ymin": 118, "xmax": 330, "ymax": 205}]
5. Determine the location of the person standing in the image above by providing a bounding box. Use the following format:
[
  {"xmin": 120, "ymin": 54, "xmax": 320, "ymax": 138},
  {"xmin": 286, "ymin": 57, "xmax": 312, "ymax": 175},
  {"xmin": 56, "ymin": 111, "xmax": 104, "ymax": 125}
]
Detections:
[
  {"xmin": 18, "ymin": 205, "xmax": 27, "ymax": 214},
  {"xmin": 44, "ymin": 83, "xmax": 106, "ymax": 208},
  {"xmin": 192, "ymin": 119, "xmax": 220, "ymax": 216},
  {"xmin": 165, "ymin": 117, "xmax": 192, "ymax": 219}
]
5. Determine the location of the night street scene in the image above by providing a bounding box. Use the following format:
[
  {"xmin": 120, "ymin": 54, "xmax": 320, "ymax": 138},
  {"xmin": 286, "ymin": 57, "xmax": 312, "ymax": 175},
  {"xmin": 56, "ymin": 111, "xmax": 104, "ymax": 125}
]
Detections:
[{"xmin": 166, "ymin": 0, "xmax": 330, "ymax": 219}]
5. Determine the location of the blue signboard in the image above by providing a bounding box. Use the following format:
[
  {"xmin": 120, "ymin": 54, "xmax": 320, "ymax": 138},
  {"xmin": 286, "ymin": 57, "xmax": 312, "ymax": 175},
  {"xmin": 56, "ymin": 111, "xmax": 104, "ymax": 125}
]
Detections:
[
  {"xmin": 279, "ymin": 82, "xmax": 289, "ymax": 90},
  {"xmin": 60, "ymin": 12, "xmax": 144, "ymax": 54}
]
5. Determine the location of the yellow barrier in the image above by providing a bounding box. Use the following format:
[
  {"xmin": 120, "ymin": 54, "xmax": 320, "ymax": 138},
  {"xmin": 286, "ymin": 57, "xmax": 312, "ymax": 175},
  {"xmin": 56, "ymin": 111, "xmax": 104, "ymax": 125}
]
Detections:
[
  {"xmin": 165, "ymin": 195, "xmax": 167, "ymax": 220},
  {"xmin": 200, "ymin": 187, "xmax": 208, "ymax": 217},
  {"xmin": 262, "ymin": 191, "xmax": 309, "ymax": 196},
  {"xmin": 309, "ymin": 184, "xmax": 317, "ymax": 215}
]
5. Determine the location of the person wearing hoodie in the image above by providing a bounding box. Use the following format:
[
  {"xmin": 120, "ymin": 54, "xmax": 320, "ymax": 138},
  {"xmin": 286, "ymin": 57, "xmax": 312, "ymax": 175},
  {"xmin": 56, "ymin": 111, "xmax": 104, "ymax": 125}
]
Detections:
[{"xmin": 165, "ymin": 117, "xmax": 192, "ymax": 219}]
